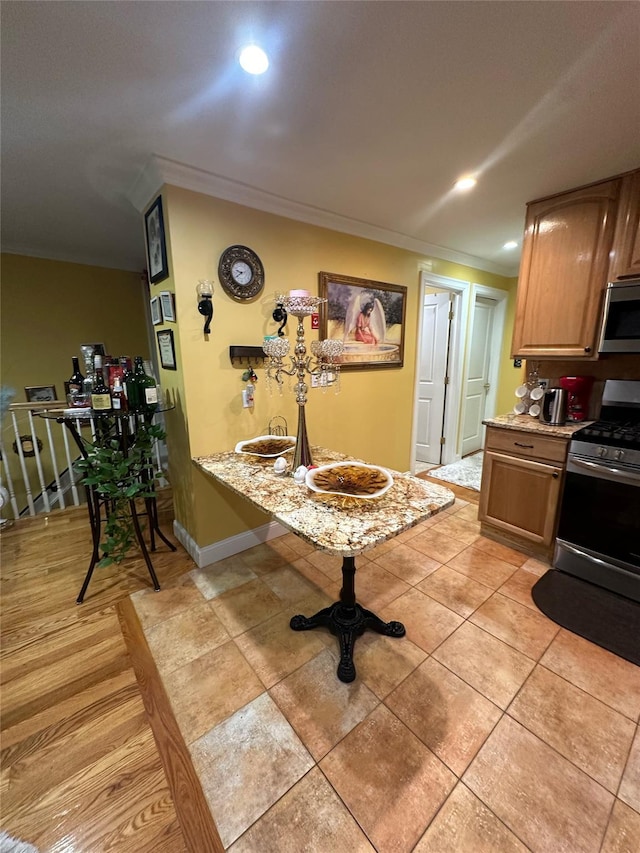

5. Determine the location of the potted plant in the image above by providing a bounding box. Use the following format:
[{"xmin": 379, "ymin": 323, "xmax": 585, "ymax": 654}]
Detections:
[{"xmin": 75, "ymin": 420, "xmax": 166, "ymax": 566}]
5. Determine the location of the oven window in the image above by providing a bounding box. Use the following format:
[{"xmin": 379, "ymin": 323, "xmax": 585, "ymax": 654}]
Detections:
[
  {"xmin": 558, "ymin": 470, "xmax": 640, "ymax": 568},
  {"xmin": 604, "ymin": 299, "xmax": 640, "ymax": 341}
]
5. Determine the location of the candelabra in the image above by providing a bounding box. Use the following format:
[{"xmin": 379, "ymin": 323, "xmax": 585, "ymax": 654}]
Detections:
[{"xmin": 263, "ymin": 293, "xmax": 344, "ymax": 470}]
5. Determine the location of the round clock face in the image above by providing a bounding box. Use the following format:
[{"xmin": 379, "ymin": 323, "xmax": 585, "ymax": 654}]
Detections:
[{"xmin": 218, "ymin": 245, "xmax": 264, "ymax": 300}]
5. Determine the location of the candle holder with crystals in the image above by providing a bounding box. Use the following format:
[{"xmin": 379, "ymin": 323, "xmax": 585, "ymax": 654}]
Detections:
[{"xmin": 263, "ymin": 292, "xmax": 344, "ymax": 471}]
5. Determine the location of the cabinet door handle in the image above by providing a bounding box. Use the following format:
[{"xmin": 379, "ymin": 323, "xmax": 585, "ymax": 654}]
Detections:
[
  {"xmin": 552, "ymin": 471, "xmax": 559, "ymax": 478},
  {"xmin": 584, "ymin": 346, "xmax": 591, "ymax": 353},
  {"xmin": 514, "ymin": 442, "xmax": 534, "ymax": 448}
]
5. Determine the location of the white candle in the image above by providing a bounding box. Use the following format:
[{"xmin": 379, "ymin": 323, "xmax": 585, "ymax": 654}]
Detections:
[{"xmin": 289, "ymin": 289, "xmax": 310, "ymax": 297}]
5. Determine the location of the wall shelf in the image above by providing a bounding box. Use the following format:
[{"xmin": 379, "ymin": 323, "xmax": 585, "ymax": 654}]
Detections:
[{"xmin": 229, "ymin": 346, "xmax": 266, "ymax": 364}]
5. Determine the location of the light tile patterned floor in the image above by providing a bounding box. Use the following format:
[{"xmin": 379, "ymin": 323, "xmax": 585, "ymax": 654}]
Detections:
[{"xmin": 131, "ymin": 499, "xmax": 640, "ymax": 852}]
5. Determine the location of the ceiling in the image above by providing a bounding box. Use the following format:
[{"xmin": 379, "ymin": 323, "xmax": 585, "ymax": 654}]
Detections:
[{"xmin": 2, "ymin": 1, "xmax": 639, "ymax": 278}]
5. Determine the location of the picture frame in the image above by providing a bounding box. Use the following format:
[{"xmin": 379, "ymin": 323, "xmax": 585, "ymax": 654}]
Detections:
[
  {"xmin": 157, "ymin": 329, "xmax": 177, "ymax": 370},
  {"xmin": 159, "ymin": 290, "xmax": 176, "ymax": 323},
  {"xmin": 25, "ymin": 385, "xmax": 58, "ymax": 403},
  {"xmin": 318, "ymin": 272, "xmax": 407, "ymax": 369},
  {"xmin": 150, "ymin": 295, "xmax": 162, "ymax": 326},
  {"xmin": 80, "ymin": 343, "xmax": 105, "ymax": 357},
  {"xmin": 144, "ymin": 195, "xmax": 169, "ymax": 284}
]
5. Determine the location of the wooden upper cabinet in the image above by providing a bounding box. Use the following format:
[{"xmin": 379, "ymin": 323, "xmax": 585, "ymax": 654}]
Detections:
[
  {"xmin": 512, "ymin": 178, "xmax": 621, "ymax": 359},
  {"xmin": 609, "ymin": 169, "xmax": 640, "ymax": 280}
]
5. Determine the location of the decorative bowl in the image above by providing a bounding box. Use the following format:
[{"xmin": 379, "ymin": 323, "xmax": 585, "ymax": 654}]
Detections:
[
  {"xmin": 235, "ymin": 435, "xmax": 297, "ymax": 457},
  {"xmin": 305, "ymin": 461, "xmax": 393, "ymax": 499}
]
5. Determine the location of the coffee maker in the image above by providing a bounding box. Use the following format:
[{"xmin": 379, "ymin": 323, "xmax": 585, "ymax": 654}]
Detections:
[{"xmin": 559, "ymin": 376, "xmax": 593, "ymax": 422}]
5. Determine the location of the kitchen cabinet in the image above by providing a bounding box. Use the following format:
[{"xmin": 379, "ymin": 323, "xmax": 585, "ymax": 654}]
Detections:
[
  {"xmin": 512, "ymin": 178, "xmax": 621, "ymax": 360},
  {"xmin": 609, "ymin": 169, "xmax": 640, "ymax": 280},
  {"xmin": 479, "ymin": 426, "xmax": 569, "ymax": 558}
]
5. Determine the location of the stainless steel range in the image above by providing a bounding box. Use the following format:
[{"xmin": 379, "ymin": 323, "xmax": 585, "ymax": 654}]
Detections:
[{"xmin": 554, "ymin": 379, "xmax": 640, "ymax": 602}]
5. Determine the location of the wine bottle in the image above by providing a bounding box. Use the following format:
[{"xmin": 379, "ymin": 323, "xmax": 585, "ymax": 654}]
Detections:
[
  {"xmin": 82, "ymin": 354, "xmax": 96, "ymax": 396},
  {"xmin": 124, "ymin": 359, "xmax": 140, "ymax": 411},
  {"xmin": 90, "ymin": 356, "xmax": 112, "ymax": 412},
  {"xmin": 67, "ymin": 357, "xmax": 85, "ymax": 394},
  {"xmin": 111, "ymin": 376, "xmax": 127, "ymax": 412},
  {"xmin": 133, "ymin": 356, "xmax": 158, "ymax": 413}
]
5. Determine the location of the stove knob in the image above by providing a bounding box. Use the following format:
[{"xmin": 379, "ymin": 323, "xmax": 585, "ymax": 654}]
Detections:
[
  {"xmin": 596, "ymin": 446, "xmax": 608, "ymax": 458},
  {"xmin": 613, "ymin": 449, "xmax": 625, "ymax": 462}
]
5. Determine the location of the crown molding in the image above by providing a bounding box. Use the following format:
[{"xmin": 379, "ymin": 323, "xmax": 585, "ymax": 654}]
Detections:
[
  {"xmin": 128, "ymin": 157, "xmax": 166, "ymax": 214},
  {"xmin": 128, "ymin": 155, "xmax": 516, "ymax": 278}
]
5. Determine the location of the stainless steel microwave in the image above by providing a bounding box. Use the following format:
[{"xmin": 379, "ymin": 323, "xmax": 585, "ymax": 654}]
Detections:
[{"xmin": 599, "ymin": 279, "xmax": 640, "ymax": 353}]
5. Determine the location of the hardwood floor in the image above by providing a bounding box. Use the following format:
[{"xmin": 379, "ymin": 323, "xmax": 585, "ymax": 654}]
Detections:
[{"xmin": 0, "ymin": 495, "xmax": 194, "ymax": 851}]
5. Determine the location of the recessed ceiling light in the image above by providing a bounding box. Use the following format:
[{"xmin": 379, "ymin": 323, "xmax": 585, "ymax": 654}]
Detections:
[
  {"xmin": 454, "ymin": 176, "xmax": 477, "ymax": 192},
  {"xmin": 503, "ymin": 241, "xmax": 518, "ymax": 250},
  {"xmin": 239, "ymin": 45, "xmax": 269, "ymax": 75}
]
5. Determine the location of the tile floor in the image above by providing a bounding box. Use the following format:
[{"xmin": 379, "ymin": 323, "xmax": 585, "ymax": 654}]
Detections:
[{"xmin": 131, "ymin": 499, "xmax": 640, "ymax": 853}]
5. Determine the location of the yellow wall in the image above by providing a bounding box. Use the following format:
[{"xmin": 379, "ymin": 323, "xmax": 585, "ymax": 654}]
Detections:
[
  {"xmin": 0, "ymin": 254, "xmax": 150, "ymax": 515},
  {"xmin": 1, "ymin": 254, "xmax": 150, "ymax": 392},
  {"xmin": 157, "ymin": 185, "xmax": 517, "ymax": 550}
]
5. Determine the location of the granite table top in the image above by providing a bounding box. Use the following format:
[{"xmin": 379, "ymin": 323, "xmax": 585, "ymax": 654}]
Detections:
[
  {"xmin": 483, "ymin": 414, "xmax": 589, "ymax": 439},
  {"xmin": 193, "ymin": 446, "xmax": 455, "ymax": 557}
]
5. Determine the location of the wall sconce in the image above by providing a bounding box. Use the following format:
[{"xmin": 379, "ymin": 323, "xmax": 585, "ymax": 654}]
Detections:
[
  {"xmin": 197, "ymin": 279, "xmax": 214, "ymax": 334},
  {"xmin": 272, "ymin": 301, "xmax": 287, "ymax": 337}
]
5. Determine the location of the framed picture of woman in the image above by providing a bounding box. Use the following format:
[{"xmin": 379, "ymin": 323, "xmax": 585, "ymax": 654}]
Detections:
[{"xmin": 318, "ymin": 272, "xmax": 407, "ymax": 369}]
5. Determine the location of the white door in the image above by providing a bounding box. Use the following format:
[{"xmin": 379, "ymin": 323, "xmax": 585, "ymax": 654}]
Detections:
[
  {"xmin": 416, "ymin": 292, "xmax": 451, "ymax": 463},
  {"xmin": 461, "ymin": 296, "xmax": 495, "ymax": 457}
]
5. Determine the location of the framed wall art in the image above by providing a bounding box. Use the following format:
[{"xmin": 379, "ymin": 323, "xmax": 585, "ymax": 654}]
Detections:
[
  {"xmin": 25, "ymin": 385, "xmax": 58, "ymax": 403},
  {"xmin": 150, "ymin": 295, "xmax": 162, "ymax": 325},
  {"xmin": 159, "ymin": 290, "xmax": 176, "ymax": 322},
  {"xmin": 318, "ymin": 272, "xmax": 407, "ymax": 369},
  {"xmin": 144, "ymin": 195, "xmax": 169, "ymax": 284},
  {"xmin": 80, "ymin": 343, "xmax": 105, "ymax": 358},
  {"xmin": 157, "ymin": 329, "xmax": 177, "ymax": 370}
]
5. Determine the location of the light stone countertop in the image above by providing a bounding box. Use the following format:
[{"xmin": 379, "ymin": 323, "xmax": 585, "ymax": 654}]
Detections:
[
  {"xmin": 483, "ymin": 414, "xmax": 588, "ymax": 439},
  {"xmin": 193, "ymin": 446, "xmax": 455, "ymax": 557}
]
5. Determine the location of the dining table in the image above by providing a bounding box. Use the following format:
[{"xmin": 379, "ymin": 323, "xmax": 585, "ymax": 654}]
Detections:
[{"xmin": 193, "ymin": 446, "xmax": 455, "ymax": 682}]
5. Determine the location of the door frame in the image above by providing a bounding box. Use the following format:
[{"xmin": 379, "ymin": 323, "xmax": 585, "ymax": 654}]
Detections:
[
  {"xmin": 411, "ymin": 273, "xmax": 470, "ymax": 469},
  {"xmin": 465, "ymin": 284, "xmax": 508, "ymax": 448}
]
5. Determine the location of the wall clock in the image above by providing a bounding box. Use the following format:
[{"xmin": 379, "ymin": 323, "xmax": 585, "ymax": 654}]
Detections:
[{"xmin": 218, "ymin": 245, "xmax": 265, "ymax": 300}]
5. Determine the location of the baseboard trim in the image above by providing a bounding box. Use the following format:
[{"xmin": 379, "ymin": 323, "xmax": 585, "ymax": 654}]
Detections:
[{"xmin": 173, "ymin": 519, "xmax": 288, "ymax": 568}]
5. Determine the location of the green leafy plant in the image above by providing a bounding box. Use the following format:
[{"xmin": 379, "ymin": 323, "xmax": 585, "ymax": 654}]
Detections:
[{"xmin": 75, "ymin": 421, "xmax": 166, "ymax": 567}]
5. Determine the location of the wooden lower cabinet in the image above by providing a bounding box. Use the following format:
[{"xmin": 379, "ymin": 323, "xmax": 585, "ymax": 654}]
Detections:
[{"xmin": 479, "ymin": 426, "xmax": 569, "ymax": 559}]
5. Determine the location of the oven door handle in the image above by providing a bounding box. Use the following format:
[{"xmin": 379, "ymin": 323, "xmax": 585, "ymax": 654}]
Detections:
[{"xmin": 567, "ymin": 456, "xmax": 640, "ymax": 487}]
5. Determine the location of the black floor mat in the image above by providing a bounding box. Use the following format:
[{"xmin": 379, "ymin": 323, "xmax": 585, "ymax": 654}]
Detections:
[{"xmin": 532, "ymin": 569, "xmax": 640, "ymax": 667}]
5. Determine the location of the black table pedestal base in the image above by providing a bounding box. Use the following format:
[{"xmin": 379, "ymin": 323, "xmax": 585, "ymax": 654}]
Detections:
[{"xmin": 289, "ymin": 555, "xmax": 405, "ymax": 683}]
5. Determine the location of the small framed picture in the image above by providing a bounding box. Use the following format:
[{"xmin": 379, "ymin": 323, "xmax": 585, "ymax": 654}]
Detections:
[
  {"xmin": 159, "ymin": 290, "xmax": 176, "ymax": 323},
  {"xmin": 144, "ymin": 195, "xmax": 169, "ymax": 284},
  {"xmin": 157, "ymin": 329, "xmax": 177, "ymax": 370},
  {"xmin": 25, "ymin": 385, "xmax": 58, "ymax": 403},
  {"xmin": 150, "ymin": 295, "xmax": 162, "ymax": 325},
  {"xmin": 80, "ymin": 343, "xmax": 105, "ymax": 357}
]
